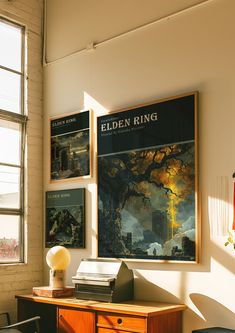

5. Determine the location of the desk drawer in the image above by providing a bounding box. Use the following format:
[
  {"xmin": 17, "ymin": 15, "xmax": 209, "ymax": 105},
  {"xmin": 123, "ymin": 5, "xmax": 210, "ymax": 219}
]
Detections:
[
  {"xmin": 97, "ymin": 313, "xmax": 146, "ymax": 332},
  {"xmin": 98, "ymin": 328, "xmax": 134, "ymax": 333}
]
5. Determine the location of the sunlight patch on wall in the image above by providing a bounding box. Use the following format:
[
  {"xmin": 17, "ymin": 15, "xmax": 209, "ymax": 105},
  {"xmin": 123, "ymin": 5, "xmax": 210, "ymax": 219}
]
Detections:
[
  {"xmin": 208, "ymin": 176, "xmax": 231, "ymax": 237},
  {"xmin": 84, "ymin": 91, "xmax": 108, "ymax": 116}
]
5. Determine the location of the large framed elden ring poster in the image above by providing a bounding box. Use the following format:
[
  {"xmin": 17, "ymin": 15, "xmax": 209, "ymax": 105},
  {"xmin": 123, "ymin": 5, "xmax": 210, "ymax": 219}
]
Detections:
[{"xmin": 97, "ymin": 92, "xmax": 199, "ymax": 263}]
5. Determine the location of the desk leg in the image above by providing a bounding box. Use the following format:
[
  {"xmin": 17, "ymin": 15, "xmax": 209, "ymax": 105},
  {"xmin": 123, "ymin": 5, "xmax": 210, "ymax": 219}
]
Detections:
[{"xmin": 148, "ymin": 311, "xmax": 182, "ymax": 333}]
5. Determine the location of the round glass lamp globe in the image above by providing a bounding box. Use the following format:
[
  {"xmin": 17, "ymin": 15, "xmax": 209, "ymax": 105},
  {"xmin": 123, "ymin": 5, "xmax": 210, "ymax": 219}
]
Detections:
[{"xmin": 46, "ymin": 246, "xmax": 71, "ymax": 270}]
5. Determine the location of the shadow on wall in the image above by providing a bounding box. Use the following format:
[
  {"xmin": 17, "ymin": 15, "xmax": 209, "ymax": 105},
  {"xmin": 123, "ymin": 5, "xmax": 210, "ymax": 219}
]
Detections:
[
  {"xmin": 190, "ymin": 294, "xmax": 235, "ymax": 331},
  {"xmin": 210, "ymin": 240, "xmax": 235, "ymax": 276},
  {"xmin": 133, "ymin": 272, "xmax": 206, "ymax": 331},
  {"xmin": 184, "ymin": 306, "xmax": 208, "ymax": 333},
  {"xmin": 134, "ymin": 270, "xmax": 180, "ymax": 303}
]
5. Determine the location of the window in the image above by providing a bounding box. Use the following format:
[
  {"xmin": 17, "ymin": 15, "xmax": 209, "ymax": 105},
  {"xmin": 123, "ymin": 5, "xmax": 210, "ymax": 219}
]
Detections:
[{"xmin": 0, "ymin": 18, "xmax": 26, "ymax": 263}]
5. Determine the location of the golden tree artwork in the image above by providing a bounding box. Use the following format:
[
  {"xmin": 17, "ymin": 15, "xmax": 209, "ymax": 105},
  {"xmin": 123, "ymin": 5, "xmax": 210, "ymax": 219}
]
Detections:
[{"xmin": 98, "ymin": 92, "xmax": 198, "ymax": 262}]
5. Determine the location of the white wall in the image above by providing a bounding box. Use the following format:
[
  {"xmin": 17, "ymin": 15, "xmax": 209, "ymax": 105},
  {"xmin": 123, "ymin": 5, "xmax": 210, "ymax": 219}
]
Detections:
[
  {"xmin": 44, "ymin": 0, "xmax": 235, "ymax": 332},
  {"xmin": 0, "ymin": 0, "xmax": 44, "ymax": 321}
]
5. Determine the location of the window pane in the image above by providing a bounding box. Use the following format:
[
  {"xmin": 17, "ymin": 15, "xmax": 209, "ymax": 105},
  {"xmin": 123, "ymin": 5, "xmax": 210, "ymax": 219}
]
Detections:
[
  {"xmin": 0, "ymin": 120, "xmax": 21, "ymax": 165},
  {"xmin": 0, "ymin": 166, "xmax": 20, "ymax": 209},
  {"xmin": 0, "ymin": 20, "xmax": 22, "ymax": 71},
  {"xmin": 0, "ymin": 215, "xmax": 20, "ymax": 262},
  {"xmin": 0, "ymin": 68, "xmax": 21, "ymax": 113}
]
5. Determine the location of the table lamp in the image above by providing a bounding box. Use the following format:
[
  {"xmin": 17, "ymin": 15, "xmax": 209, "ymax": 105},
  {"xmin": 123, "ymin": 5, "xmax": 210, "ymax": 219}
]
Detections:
[{"xmin": 46, "ymin": 245, "xmax": 71, "ymax": 289}]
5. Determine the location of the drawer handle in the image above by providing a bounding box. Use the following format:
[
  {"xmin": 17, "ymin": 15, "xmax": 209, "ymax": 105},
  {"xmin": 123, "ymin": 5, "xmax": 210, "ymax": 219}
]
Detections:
[{"xmin": 117, "ymin": 318, "xmax": 123, "ymax": 325}]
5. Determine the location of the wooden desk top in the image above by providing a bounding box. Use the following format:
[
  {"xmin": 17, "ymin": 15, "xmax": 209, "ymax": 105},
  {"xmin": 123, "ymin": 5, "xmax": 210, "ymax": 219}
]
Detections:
[{"xmin": 16, "ymin": 295, "xmax": 187, "ymax": 317}]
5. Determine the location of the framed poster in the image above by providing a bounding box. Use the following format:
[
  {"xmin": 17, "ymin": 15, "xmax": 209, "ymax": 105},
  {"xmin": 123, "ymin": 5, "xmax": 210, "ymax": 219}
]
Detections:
[
  {"xmin": 45, "ymin": 188, "xmax": 85, "ymax": 248},
  {"xmin": 50, "ymin": 110, "xmax": 91, "ymax": 181},
  {"xmin": 97, "ymin": 92, "xmax": 199, "ymax": 262}
]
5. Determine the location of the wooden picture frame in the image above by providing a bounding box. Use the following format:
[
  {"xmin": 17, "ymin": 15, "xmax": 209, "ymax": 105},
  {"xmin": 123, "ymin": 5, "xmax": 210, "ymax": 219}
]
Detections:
[
  {"xmin": 45, "ymin": 188, "xmax": 85, "ymax": 248},
  {"xmin": 97, "ymin": 92, "xmax": 199, "ymax": 263},
  {"xmin": 50, "ymin": 110, "xmax": 92, "ymax": 182}
]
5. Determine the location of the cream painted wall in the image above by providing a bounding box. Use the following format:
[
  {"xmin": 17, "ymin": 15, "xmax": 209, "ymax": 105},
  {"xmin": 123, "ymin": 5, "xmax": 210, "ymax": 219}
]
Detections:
[{"xmin": 43, "ymin": 0, "xmax": 235, "ymax": 332}]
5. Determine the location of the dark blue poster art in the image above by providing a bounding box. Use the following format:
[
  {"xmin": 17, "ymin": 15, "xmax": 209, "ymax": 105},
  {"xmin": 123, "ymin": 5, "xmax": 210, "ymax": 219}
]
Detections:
[
  {"xmin": 97, "ymin": 93, "xmax": 199, "ymax": 262},
  {"xmin": 50, "ymin": 110, "xmax": 91, "ymax": 181}
]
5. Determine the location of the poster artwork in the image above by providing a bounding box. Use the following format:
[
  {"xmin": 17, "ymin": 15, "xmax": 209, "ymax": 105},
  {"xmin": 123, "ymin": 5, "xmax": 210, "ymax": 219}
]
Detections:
[
  {"xmin": 50, "ymin": 110, "xmax": 90, "ymax": 181},
  {"xmin": 45, "ymin": 188, "xmax": 85, "ymax": 248},
  {"xmin": 97, "ymin": 93, "xmax": 198, "ymax": 262}
]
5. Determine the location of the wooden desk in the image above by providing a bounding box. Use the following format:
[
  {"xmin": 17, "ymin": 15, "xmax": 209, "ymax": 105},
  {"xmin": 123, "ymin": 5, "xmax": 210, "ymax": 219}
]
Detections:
[{"xmin": 16, "ymin": 295, "xmax": 187, "ymax": 333}]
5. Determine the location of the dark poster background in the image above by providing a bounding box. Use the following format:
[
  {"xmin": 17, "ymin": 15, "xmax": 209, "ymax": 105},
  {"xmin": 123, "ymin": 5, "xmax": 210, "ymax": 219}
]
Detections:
[
  {"xmin": 97, "ymin": 93, "xmax": 198, "ymax": 261},
  {"xmin": 51, "ymin": 111, "xmax": 90, "ymax": 180},
  {"xmin": 45, "ymin": 188, "xmax": 85, "ymax": 248}
]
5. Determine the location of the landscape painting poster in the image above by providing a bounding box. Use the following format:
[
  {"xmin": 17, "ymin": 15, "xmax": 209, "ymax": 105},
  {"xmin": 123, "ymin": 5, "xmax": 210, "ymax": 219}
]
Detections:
[
  {"xmin": 50, "ymin": 110, "xmax": 91, "ymax": 181},
  {"xmin": 97, "ymin": 93, "xmax": 199, "ymax": 262},
  {"xmin": 45, "ymin": 188, "xmax": 85, "ymax": 248}
]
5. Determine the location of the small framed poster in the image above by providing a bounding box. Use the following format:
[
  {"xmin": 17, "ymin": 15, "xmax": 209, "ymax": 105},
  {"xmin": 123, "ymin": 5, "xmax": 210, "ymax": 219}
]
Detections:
[
  {"xmin": 45, "ymin": 188, "xmax": 85, "ymax": 248},
  {"xmin": 97, "ymin": 92, "xmax": 199, "ymax": 263},
  {"xmin": 50, "ymin": 110, "xmax": 91, "ymax": 181}
]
